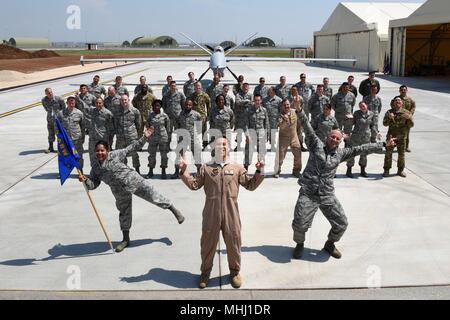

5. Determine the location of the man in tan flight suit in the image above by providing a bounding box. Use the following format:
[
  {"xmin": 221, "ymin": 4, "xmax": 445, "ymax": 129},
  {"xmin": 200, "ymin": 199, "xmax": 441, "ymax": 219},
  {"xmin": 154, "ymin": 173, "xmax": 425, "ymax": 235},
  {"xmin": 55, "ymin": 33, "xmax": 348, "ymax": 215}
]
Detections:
[
  {"xmin": 179, "ymin": 137, "xmax": 264, "ymax": 290},
  {"xmin": 274, "ymin": 98, "xmax": 302, "ymax": 178}
]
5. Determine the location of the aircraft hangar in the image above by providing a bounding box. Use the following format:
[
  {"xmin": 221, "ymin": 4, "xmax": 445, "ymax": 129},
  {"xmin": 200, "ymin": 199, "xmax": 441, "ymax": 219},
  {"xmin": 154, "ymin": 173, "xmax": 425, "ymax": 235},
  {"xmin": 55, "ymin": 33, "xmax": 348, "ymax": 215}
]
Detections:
[{"xmin": 389, "ymin": 0, "xmax": 450, "ymax": 76}]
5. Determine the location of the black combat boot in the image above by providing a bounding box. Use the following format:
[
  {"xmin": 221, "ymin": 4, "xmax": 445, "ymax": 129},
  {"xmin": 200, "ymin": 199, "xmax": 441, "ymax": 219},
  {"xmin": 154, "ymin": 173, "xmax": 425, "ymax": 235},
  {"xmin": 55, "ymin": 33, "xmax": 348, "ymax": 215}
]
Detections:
[
  {"xmin": 147, "ymin": 168, "xmax": 154, "ymax": 179},
  {"xmin": 346, "ymin": 167, "xmax": 354, "ymax": 178},
  {"xmin": 293, "ymin": 243, "xmax": 304, "ymax": 259},
  {"xmin": 115, "ymin": 231, "xmax": 130, "ymax": 253},
  {"xmin": 169, "ymin": 205, "xmax": 185, "ymax": 224},
  {"xmin": 300, "ymin": 143, "xmax": 308, "ymax": 152},
  {"xmin": 323, "ymin": 240, "xmax": 342, "ymax": 259},
  {"xmin": 171, "ymin": 166, "xmax": 180, "ymax": 179},
  {"xmin": 161, "ymin": 168, "xmax": 167, "ymax": 180},
  {"xmin": 46, "ymin": 142, "xmax": 55, "ymax": 154},
  {"xmin": 360, "ymin": 166, "xmax": 368, "ymax": 178}
]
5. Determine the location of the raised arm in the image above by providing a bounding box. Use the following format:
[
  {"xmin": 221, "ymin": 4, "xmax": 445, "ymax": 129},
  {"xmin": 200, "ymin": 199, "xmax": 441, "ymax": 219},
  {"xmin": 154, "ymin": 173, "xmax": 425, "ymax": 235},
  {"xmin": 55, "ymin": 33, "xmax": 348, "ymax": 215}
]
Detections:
[
  {"xmin": 238, "ymin": 162, "xmax": 264, "ymax": 191},
  {"xmin": 297, "ymin": 108, "xmax": 320, "ymax": 150},
  {"xmin": 179, "ymin": 157, "xmax": 205, "ymax": 190},
  {"xmin": 113, "ymin": 127, "xmax": 153, "ymax": 161}
]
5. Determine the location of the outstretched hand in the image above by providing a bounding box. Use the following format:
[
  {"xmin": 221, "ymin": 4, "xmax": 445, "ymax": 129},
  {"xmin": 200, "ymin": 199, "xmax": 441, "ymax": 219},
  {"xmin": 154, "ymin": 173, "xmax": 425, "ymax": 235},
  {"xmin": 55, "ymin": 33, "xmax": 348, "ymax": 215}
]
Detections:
[
  {"xmin": 144, "ymin": 126, "xmax": 154, "ymax": 139},
  {"xmin": 386, "ymin": 135, "xmax": 397, "ymax": 148},
  {"xmin": 178, "ymin": 156, "xmax": 188, "ymax": 172},
  {"xmin": 255, "ymin": 161, "xmax": 265, "ymax": 170}
]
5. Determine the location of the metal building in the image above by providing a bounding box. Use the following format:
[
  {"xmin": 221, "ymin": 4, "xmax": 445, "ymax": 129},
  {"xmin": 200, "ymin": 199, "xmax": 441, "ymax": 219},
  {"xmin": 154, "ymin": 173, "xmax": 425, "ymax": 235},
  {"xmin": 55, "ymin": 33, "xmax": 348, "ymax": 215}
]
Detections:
[
  {"xmin": 8, "ymin": 37, "xmax": 50, "ymax": 49},
  {"xmin": 389, "ymin": 0, "xmax": 450, "ymax": 76},
  {"xmin": 131, "ymin": 36, "xmax": 179, "ymax": 48},
  {"xmin": 314, "ymin": 2, "xmax": 422, "ymax": 71}
]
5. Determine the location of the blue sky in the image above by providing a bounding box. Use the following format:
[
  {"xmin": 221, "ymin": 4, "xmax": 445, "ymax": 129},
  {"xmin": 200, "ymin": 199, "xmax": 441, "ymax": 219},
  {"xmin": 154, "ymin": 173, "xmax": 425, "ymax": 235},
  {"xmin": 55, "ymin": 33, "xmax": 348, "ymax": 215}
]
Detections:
[{"xmin": 0, "ymin": 0, "xmax": 424, "ymax": 45}]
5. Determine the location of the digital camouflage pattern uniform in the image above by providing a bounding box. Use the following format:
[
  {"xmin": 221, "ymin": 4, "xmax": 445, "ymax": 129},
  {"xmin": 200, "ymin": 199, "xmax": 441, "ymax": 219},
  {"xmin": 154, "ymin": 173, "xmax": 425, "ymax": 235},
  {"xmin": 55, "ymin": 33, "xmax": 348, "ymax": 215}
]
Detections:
[
  {"xmin": 114, "ymin": 105, "xmax": 141, "ymax": 170},
  {"xmin": 330, "ymin": 91, "xmax": 356, "ymax": 134},
  {"xmin": 56, "ymin": 107, "xmax": 85, "ymax": 170},
  {"xmin": 178, "ymin": 108, "xmax": 203, "ymax": 167},
  {"xmin": 363, "ymin": 94, "xmax": 383, "ymax": 142},
  {"xmin": 83, "ymin": 106, "xmax": 114, "ymax": 165},
  {"xmin": 275, "ymin": 84, "xmax": 291, "ymax": 100},
  {"xmin": 88, "ymin": 83, "xmax": 107, "ymax": 98},
  {"xmin": 308, "ymin": 93, "xmax": 330, "ymax": 121},
  {"xmin": 311, "ymin": 113, "xmax": 339, "ymax": 143},
  {"xmin": 245, "ymin": 105, "xmax": 269, "ymax": 166},
  {"xmin": 84, "ymin": 136, "xmax": 173, "ymax": 232},
  {"xmin": 346, "ymin": 110, "xmax": 377, "ymax": 169},
  {"xmin": 104, "ymin": 95, "xmax": 121, "ymax": 148},
  {"xmin": 42, "ymin": 95, "xmax": 66, "ymax": 144},
  {"xmin": 147, "ymin": 111, "xmax": 170, "ymax": 169},
  {"xmin": 293, "ymin": 109, "xmax": 385, "ymax": 245},
  {"xmin": 253, "ymin": 84, "xmax": 269, "ymax": 99}
]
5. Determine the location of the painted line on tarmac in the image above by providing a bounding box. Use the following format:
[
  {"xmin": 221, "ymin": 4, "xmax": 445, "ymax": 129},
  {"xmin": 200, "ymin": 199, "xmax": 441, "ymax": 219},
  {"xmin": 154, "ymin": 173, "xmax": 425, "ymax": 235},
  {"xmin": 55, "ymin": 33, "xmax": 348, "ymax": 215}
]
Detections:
[
  {"xmin": 0, "ymin": 65, "xmax": 152, "ymax": 119},
  {"xmin": 0, "ymin": 155, "xmax": 57, "ymax": 197}
]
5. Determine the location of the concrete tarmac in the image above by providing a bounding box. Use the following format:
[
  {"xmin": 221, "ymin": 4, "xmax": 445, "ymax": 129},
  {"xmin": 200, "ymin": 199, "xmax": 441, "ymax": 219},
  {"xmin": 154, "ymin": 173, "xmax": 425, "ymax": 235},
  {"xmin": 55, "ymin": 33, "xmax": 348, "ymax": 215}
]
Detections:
[{"xmin": 0, "ymin": 61, "xmax": 449, "ymax": 299}]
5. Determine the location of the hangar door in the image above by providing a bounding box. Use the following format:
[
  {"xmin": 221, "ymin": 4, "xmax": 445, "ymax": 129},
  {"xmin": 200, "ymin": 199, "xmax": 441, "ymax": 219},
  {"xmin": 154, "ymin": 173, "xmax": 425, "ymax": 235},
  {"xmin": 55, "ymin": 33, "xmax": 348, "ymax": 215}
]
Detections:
[
  {"xmin": 315, "ymin": 30, "xmax": 379, "ymax": 71},
  {"xmin": 404, "ymin": 23, "xmax": 450, "ymax": 76}
]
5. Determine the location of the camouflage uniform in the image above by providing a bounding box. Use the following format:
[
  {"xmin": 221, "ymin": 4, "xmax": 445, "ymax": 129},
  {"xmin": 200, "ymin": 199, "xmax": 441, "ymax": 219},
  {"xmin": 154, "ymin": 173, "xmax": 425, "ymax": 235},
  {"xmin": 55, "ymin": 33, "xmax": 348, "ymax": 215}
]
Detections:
[
  {"xmin": 104, "ymin": 95, "xmax": 121, "ymax": 148},
  {"xmin": 275, "ymin": 84, "xmax": 291, "ymax": 100},
  {"xmin": 114, "ymin": 84, "xmax": 129, "ymax": 97},
  {"xmin": 308, "ymin": 93, "xmax": 330, "ymax": 121},
  {"xmin": 363, "ymin": 95, "xmax": 383, "ymax": 142},
  {"xmin": 206, "ymin": 83, "xmax": 224, "ymax": 109},
  {"xmin": 183, "ymin": 80, "xmax": 196, "ymax": 99},
  {"xmin": 349, "ymin": 84, "xmax": 358, "ymax": 99},
  {"xmin": 88, "ymin": 83, "xmax": 107, "ymax": 98},
  {"xmin": 134, "ymin": 84, "xmax": 154, "ymax": 95},
  {"xmin": 330, "ymin": 91, "xmax": 356, "ymax": 133},
  {"xmin": 383, "ymin": 108, "xmax": 414, "ymax": 172},
  {"xmin": 311, "ymin": 113, "xmax": 339, "ymax": 143},
  {"xmin": 56, "ymin": 107, "xmax": 85, "ymax": 170},
  {"xmin": 233, "ymin": 82, "xmax": 243, "ymax": 96},
  {"xmin": 191, "ymin": 92, "xmax": 211, "ymax": 136},
  {"xmin": 132, "ymin": 92, "xmax": 155, "ymax": 137},
  {"xmin": 323, "ymin": 86, "xmax": 333, "ymax": 100},
  {"xmin": 115, "ymin": 105, "xmax": 142, "ymax": 170},
  {"xmin": 245, "ymin": 105, "xmax": 269, "ymax": 166},
  {"xmin": 162, "ymin": 84, "xmax": 170, "ymax": 98},
  {"xmin": 84, "ymin": 136, "xmax": 173, "ymax": 232},
  {"xmin": 263, "ymin": 95, "xmax": 282, "ymax": 131},
  {"xmin": 83, "ymin": 106, "xmax": 114, "ymax": 165},
  {"xmin": 163, "ymin": 90, "xmax": 186, "ymax": 139},
  {"xmin": 210, "ymin": 106, "xmax": 234, "ymax": 136},
  {"xmin": 346, "ymin": 110, "xmax": 377, "ymax": 169},
  {"xmin": 42, "ymin": 96, "xmax": 65, "ymax": 144},
  {"xmin": 225, "ymin": 95, "xmax": 235, "ymax": 110},
  {"xmin": 397, "ymin": 96, "xmax": 416, "ymax": 150},
  {"xmin": 234, "ymin": 92, "xmax": 253, "ymax": 131},
  {"xmin": 359, "ymin": 79, "xmax": 380, "ymax": 97},
  {"xmin": 253, "ymin": 84, "xmax": 269, "ymax": 99},
  {"xmin": 178, "ymin": 109, "xmax": 203, "ymax": 167},
  {"xmin": 294, "ymin": 82, "xmax": 315, "ymax": 105},
  {"xmin": 293, "ymin": 109, "xmax": 385, "ymax": 244},
  {"xmin": 147, "ymin": 111, "xmax": 170, "ymax": 169},
  {"xmin": 76, "ymin": 93, "xmax": 96, "ymax": 131}
]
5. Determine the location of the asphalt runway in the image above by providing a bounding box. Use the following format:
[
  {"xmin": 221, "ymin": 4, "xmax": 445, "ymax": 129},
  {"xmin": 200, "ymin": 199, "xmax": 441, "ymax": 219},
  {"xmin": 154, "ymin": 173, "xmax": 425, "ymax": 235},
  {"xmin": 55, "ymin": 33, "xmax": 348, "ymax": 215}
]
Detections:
[{"xmin": 0, "ymin": 61, "xmax": 449, "ymax": 299}]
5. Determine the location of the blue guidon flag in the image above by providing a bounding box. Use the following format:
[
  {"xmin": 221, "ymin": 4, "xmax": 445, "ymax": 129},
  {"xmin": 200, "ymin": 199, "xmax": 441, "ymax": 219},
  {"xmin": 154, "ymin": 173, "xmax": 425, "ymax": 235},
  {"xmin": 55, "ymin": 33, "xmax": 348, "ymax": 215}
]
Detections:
[{"xmin": 55, "ymin": 118, "xmax": 81, "ymax": 185}]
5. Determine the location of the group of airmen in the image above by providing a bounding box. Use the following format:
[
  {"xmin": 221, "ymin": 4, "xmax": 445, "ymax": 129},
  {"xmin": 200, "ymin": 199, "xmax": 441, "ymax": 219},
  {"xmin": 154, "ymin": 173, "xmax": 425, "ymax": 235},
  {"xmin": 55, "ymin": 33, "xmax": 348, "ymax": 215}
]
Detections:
[
  {"xmin": 40, "ymin": 69, "xmax": 416, "ymax": 289},
  {"xmin": 42, "ymin": 70, "xmax": 416, "ymax": 180}
]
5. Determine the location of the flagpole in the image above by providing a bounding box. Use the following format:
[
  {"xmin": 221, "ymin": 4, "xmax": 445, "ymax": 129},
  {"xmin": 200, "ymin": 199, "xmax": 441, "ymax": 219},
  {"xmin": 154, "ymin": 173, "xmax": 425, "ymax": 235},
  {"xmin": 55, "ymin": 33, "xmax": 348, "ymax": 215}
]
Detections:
[{"xmin": 77, "ymin": 169, "xmax": 115, "ymax": 253}]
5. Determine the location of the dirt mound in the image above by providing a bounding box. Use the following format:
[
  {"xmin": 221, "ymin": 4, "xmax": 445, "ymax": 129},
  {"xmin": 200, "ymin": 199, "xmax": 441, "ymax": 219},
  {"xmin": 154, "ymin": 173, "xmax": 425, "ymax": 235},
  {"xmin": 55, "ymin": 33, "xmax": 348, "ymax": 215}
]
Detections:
[
  {"xmin": 0, "ymin": 45, "xmax": 60, "ymax": 60},
  {"xmin": 0, "ymin": 44, "xmax": 33, "ymax": 59},
  {"xmin": 31, "ymin": 50, "xmax": 60, "ymax": 58}
]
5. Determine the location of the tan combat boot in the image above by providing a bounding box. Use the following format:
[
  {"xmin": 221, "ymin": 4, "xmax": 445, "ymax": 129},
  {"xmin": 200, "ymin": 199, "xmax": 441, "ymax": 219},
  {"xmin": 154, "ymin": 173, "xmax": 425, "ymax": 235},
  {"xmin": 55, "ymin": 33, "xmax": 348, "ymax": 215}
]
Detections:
[
  {"xmin": 230, "ymin": 272, "xmax": 242, "ymax": 289},
  {"xmin": 198, "ymin": 273, "xmax": 210, "ymax": 289},
  {"xmin": 397, "ymin": 171, "xmax": 407, "ymax": 178}
]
